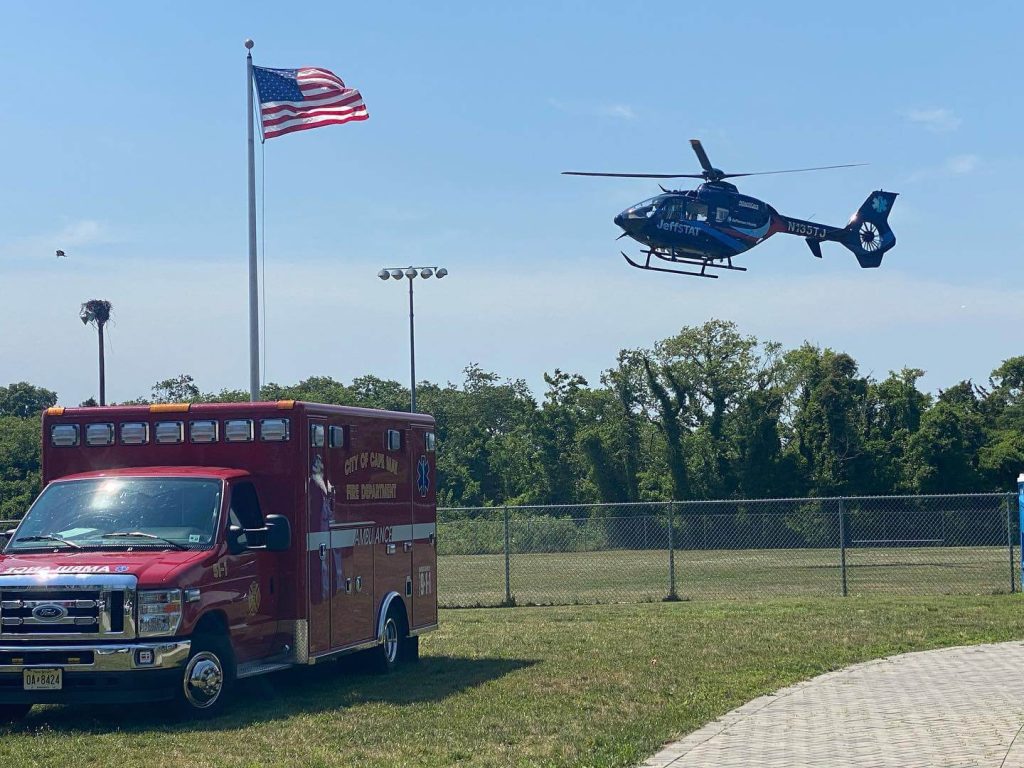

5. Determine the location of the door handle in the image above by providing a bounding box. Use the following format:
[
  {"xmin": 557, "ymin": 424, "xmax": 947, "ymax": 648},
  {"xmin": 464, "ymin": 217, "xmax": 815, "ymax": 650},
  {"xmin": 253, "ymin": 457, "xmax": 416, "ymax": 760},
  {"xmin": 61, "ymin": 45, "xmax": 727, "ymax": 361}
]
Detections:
[
  {"xmin": 319, "ymin": 542, "xmax": 327, "ymax": 561},
  {"xmin": 355, "ymin": 576, "xmax": 363, "ymax": 593},
  {"xmin": 403, "ymin": 542, "xmax": 413, "ymax": 553},
  {"xmin": 386, "ymin": 543, "xmax": 396, "ymax": 555},
  {"xmin": 345, "ymin": 577, "xmax": 352, "ymax": 594}
]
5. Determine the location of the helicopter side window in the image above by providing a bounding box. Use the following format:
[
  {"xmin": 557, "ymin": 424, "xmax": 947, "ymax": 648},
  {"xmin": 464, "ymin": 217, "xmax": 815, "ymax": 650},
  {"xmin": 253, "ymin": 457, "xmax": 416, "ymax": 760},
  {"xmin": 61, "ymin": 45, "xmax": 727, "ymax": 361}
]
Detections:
[{"xmin": 685, "ymin": 202, "xmax": 708, "ymax": 222}]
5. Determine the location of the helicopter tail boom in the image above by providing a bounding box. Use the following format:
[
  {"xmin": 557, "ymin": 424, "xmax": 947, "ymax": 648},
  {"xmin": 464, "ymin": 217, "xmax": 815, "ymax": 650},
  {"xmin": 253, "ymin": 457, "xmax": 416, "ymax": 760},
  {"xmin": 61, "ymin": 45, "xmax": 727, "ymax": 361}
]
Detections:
[{"xmin": 838, "ymin": 190, "xmax": 898, "ymax": 268}]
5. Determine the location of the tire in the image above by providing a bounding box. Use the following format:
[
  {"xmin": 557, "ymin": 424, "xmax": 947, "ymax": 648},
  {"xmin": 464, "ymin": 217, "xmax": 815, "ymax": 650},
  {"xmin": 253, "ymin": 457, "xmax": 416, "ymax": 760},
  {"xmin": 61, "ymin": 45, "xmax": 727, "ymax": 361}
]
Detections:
[
  {"xmin": 404, "ymin": 635, "xmax": 420, "ymax": 663},
  {"xmin": 374, "ymin": 605, "xmax": 407, "ymax": 674},
  {"xmin": 174, "ymin": 635, "xmax": 234, "ymax": 718},
  {"xmin": 0, "ymin": 704, "xmax": 31, "ymax": 723}
]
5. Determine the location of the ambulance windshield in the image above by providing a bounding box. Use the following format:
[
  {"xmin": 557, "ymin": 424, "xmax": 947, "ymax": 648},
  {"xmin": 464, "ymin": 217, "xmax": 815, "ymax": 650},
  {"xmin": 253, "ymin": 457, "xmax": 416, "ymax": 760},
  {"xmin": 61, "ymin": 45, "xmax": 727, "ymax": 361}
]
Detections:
[{"xmin": 8, "ymin": 477, "xmax": 222, "ymax": 551}]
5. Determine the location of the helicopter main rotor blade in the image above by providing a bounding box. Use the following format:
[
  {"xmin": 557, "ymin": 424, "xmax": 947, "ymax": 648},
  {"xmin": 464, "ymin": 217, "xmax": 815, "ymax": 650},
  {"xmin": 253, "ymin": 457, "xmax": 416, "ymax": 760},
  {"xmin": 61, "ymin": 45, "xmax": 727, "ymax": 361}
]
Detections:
[
  {"xmin": 562, "ymin": 171, "xmax": 705, "ymax": 178},
  {"xmin": 689, "ymin": 139, "xmax": 714, "ymax": 174},
  {"xmin": 721, "ymin": 163, "xmax": 867, "ymax": 179}
]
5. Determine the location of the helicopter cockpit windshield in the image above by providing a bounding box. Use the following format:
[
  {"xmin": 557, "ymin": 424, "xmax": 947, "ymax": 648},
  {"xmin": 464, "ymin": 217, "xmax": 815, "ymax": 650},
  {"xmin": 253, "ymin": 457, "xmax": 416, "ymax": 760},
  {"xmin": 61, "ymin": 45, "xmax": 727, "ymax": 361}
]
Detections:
[{"xmin": 625, "ymin": 197, "xmax": 662, "ymax": 218}]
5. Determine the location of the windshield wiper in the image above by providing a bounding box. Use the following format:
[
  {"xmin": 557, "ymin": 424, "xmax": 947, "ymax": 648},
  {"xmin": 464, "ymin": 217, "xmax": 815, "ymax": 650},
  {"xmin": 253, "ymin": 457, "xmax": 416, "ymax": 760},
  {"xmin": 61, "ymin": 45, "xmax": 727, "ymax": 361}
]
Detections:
[
  {"xmin": 13, "ymin": 534, "xmax": 82, "ymax": 549},
  {"xmin": 100, "ymin": 532, "xmax": 187, "ymax": 551}
]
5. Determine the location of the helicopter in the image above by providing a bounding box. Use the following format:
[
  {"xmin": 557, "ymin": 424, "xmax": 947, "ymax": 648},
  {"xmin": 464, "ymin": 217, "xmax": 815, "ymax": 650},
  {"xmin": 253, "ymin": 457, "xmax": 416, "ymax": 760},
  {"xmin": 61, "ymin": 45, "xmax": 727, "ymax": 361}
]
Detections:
[{"xmin": 564, "ymin": 139, "xmax": 897, "ymax": 278}]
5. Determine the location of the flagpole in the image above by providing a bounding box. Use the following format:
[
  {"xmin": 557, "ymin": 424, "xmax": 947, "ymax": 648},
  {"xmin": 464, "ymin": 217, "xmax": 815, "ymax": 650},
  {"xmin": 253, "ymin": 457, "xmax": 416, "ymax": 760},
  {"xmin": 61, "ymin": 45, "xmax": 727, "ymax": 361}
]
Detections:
[{"xmin": 245, "ymin": 39, "xmax": 260, "ymax": 401}]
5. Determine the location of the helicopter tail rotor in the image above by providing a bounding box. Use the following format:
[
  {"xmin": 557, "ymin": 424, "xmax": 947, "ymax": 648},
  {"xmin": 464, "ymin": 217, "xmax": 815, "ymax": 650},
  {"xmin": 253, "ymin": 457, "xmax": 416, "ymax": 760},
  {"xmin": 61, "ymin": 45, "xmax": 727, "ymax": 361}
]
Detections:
[{"xmin": 838, "ymin": 191, "xmax": 898, "ymax": 268}]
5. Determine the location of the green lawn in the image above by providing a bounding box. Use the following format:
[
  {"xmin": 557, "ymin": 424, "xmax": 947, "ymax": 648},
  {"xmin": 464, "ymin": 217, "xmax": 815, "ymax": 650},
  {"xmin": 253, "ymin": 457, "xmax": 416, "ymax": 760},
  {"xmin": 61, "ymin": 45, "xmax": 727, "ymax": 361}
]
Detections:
[
  {"xmin": 439, "ymin": 546, "xmax": 1019, "ymax": 606},
  {"xmin": 2, "ymin": 597, "xmax": 1023, "ymax": 767}
]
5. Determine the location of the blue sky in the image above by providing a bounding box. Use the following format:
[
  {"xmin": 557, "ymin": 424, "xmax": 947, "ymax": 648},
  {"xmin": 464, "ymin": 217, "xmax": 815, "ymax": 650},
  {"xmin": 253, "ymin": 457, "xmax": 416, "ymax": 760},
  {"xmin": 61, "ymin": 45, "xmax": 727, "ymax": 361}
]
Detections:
[{"xmin": 1, "ymin": 1, "xmax": 1022, "ymax": 404}]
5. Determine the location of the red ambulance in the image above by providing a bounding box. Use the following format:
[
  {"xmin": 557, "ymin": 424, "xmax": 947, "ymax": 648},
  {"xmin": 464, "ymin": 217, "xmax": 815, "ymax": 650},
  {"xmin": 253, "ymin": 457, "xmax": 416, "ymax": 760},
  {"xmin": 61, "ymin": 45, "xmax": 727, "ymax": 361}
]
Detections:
[{"xmin": 0, "ymin": 401, "xmax": 438, "ymax": 718}]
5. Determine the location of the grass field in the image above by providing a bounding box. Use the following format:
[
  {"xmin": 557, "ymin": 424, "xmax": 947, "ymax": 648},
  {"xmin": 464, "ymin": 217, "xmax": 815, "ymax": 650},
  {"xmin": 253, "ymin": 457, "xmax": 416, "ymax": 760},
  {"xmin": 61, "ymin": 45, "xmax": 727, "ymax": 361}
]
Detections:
[
  {"xmin": 1, "ymin": 596, "xmax": 1022, "ymax": 767},
  {"xmin": 439, "ymin": 546, "xmax": 1019, "ymax": 606}
]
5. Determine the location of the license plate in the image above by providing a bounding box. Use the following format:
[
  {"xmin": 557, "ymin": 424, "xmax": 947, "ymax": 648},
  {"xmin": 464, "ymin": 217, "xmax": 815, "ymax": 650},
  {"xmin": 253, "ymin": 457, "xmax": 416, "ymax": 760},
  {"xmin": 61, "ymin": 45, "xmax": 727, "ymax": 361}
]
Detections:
[{"xmin": 23, "ymin": 668, "xmax": 62, "ymax": 691}]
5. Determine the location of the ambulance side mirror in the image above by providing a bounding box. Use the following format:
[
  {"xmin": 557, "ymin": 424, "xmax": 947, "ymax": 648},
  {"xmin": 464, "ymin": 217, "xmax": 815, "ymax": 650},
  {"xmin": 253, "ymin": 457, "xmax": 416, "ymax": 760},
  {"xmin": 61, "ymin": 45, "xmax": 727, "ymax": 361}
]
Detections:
[
  {"xmin": 264, "ymin": 515, "xmax": 291, "ymax": 552},
  {"xmin": 226, "ymin": 525, "xmax": 246, "ymax": 555}
]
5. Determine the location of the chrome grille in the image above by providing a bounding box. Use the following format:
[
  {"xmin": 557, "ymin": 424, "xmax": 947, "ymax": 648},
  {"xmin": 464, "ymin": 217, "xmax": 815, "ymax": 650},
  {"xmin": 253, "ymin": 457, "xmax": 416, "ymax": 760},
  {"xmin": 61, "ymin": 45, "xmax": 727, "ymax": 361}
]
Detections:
[
  {"xmin": 1, "ymin": 592, "xmax": 102, "ymax": 633},
  {"xmin": 0, "ymin": 575, "xmax": 136, "ymax": 640}
]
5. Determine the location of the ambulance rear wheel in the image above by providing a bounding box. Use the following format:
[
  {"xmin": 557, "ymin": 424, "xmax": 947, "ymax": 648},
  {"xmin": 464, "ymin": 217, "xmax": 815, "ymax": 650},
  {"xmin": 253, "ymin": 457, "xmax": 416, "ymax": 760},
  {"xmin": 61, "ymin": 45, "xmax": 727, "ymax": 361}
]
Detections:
[
  {"xmin": 175, "ymin": 635, "xmax": 234, "ymax": 718},
  {"xmin": 0, "ymin": 704, "xmax": 31, "ymax": 723},
  {"xmin": 375, "ymin": 606, "xmax": 407, "ymax": 674}
]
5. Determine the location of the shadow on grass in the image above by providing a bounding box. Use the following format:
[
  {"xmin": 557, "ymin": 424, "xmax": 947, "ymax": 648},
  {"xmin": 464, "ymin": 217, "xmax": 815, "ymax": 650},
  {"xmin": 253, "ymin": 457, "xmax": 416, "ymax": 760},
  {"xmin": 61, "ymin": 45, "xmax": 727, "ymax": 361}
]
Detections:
[{"xmin": 6, "ymin": 654, "xmax": 536, "ymax": 734}]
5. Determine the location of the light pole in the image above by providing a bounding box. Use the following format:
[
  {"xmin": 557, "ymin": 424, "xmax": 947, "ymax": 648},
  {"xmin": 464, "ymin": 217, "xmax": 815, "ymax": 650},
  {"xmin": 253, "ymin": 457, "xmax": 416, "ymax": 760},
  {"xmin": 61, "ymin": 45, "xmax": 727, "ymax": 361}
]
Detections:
[{"xmin": 377, "ymin": 266, "xmax": 448, "ymax": 412}]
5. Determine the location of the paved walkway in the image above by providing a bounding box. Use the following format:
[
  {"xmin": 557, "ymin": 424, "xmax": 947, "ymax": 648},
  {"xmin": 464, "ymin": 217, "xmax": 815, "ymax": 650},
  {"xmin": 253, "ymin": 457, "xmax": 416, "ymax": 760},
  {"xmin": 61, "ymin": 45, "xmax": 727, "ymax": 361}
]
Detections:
[{"xmin": 641, "ymin": 641, "xmax": 1024, "ymax": 768}]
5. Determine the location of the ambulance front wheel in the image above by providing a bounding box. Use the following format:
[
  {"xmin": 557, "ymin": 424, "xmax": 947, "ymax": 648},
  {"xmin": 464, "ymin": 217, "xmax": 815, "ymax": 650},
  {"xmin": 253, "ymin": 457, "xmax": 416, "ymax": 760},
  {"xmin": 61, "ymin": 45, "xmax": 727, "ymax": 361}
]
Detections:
[
  {"xmin": 174, "ymin": 635, "xmax": 235, "ymax": 718},
  {"xmin": 375, "ymin": 605, "xmax": 408, "ymax": 674}
]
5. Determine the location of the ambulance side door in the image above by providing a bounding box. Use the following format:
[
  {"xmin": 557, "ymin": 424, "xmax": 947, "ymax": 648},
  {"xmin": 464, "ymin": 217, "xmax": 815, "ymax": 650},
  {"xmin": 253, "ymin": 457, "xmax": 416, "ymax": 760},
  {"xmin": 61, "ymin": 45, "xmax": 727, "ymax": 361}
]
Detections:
[
  {"xmin": 221, "ymin": 479, "xmax": 278, "ymax": 661},
  {"xmin": 306, "ymin": 418, "xmax": 332, "ymax": 655},
  {"xmin": 409, "ymin": 426, "xmax": 437, "ymax": 629},
  {"xmin": 330, "ymin": 421, "xmax": 375, "ymax": 649}
]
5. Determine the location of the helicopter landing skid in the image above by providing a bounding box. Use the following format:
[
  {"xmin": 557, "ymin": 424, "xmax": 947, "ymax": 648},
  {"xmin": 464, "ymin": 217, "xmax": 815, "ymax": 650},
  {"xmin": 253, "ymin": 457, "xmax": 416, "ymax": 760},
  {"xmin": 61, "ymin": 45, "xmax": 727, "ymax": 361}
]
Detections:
[{"xmin": 622, "ymin": 250, "xmax": 748, "ymax": 278}]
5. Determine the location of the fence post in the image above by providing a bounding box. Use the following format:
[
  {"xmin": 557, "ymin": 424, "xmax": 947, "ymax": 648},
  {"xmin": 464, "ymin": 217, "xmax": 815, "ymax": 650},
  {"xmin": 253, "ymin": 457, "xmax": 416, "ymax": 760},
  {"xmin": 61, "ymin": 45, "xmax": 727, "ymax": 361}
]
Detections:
[
  {"xmin": 1008, "ymin": 493, "xmax": 1016, "ymax": 594},
  {"xmin": 666, "ymin": 501, "xmax": 679, "ymax": 601},
  {"xmin": 503, "ymin": 505, "xmax": 513, "ymax": 606},
  {"xmin": 838, "ymin": 497, "xmax": 848, "ymax": 597}
]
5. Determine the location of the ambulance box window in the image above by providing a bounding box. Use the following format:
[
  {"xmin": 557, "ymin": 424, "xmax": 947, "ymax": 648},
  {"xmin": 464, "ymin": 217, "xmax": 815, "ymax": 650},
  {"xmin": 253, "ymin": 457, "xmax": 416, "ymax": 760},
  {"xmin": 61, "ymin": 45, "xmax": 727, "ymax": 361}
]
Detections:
[
  {"xmin": 225, "ymin": 419, "xmax": 254, "ymax": 443},
  {"xmin": 120, "ymin": 422, "xmax": 149, "ymax": 445},
  {"xmin": 190, "ymin": 420, "xmax": 219, "ymax": 444},
  {"xmin": 50, "ymin": 424, "xmax": 80, "ymax": 447},
  {"xmin": 310, "ymin": 423, "xmax": 325, "ymax": 448},
  {"xmin": 385, "ymin": 429, "xmax": 403, "ymax": 451},
  {"xmin": 260, "ymin": 418, "xmax": 290, "ymax": 442},
  {"xmin": 85, "ymin": 423, "xmax": 115, "ymax": 447},
  {"xmin": 155, "ymin": 421, "xmax": 184, "ymax": 444},
  {"xmin": 425, "ymin": 431, "xmax": 436, "ymax": 452},
  {"xmin": 329, "ymin": 425, "xmax": 346, "ymax": 448}
]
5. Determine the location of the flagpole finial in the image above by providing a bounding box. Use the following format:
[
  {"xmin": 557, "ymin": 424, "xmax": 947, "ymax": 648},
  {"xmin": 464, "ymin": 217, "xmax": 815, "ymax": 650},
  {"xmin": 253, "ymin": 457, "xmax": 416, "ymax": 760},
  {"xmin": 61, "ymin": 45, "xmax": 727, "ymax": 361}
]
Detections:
[{"xmin": 244, "ymin": 39, "xmax": 254, "ymax": 50}]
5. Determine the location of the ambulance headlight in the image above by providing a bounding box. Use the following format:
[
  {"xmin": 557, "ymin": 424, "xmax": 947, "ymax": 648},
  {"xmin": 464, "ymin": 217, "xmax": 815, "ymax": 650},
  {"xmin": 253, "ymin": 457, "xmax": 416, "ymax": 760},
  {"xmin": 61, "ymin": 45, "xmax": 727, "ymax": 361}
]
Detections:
[{"xmin": 138, "ymin": 589, "xmax": 183, "ymax": 637}]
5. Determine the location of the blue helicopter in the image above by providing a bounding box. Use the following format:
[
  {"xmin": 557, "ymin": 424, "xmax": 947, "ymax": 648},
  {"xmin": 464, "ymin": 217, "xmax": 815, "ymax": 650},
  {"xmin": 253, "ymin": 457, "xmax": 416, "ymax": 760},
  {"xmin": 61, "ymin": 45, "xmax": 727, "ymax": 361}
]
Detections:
[{"xmin": 564, "ymin": 139, "xmax": 897, "ymax": 279}]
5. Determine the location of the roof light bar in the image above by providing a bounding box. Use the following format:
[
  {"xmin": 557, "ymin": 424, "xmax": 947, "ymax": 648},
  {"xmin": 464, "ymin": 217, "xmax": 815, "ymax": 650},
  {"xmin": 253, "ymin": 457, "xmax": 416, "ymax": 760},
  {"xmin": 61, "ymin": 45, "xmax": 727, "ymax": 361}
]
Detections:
[
  {"xmin": 260, "ymin": 418, "xmax": 290, "ymax": 442},
  {"xmin": 120, "ymin": 422, "xmax": 149, "ymax": 445},
  {"xmin": 224, "ymin": 419, "xmax": 254, "ymax": 443},
  {"xmin": 85, "ymin": 423, "xmax": 115, "ymax": 447},
  {"xmin": 50, "ymin": 424, "xmax": 80, "ymax": 447},
  {"xmin": 189, "ymin": 420, "xmax": 219, "ymax": 444},
  {"xmin": 155, "ymin": 421, "xmax": 184, "ymax": 444}
]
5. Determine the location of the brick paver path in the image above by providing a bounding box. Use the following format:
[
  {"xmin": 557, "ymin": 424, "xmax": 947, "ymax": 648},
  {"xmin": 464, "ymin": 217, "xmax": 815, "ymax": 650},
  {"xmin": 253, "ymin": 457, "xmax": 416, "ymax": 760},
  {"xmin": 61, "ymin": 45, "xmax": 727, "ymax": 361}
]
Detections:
[{"xmin": 641, "ymin": 642, "xmax": 1024, "ymax": 767}]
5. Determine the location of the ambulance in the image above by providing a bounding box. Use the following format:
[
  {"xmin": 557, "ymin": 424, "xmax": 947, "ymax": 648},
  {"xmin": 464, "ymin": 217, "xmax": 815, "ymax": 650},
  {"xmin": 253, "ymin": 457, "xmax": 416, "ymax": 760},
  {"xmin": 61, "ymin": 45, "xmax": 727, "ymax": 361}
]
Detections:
[{"xmin": 0, "ymin": 401, "xmax": 438, "ymax": 718}]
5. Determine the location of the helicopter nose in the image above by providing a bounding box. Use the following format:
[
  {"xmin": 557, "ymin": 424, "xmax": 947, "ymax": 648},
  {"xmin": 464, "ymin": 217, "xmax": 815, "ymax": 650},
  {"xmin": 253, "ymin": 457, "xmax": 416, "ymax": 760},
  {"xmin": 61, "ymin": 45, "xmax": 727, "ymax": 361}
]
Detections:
[{"xmin": 614, "ymin": 212, "xmax": 627, "ymax": 229}]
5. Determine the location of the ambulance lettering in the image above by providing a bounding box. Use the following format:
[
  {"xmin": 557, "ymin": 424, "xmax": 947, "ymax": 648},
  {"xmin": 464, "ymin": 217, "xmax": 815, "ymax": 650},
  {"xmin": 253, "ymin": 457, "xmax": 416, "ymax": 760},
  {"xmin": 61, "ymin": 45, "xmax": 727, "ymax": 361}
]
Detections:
[{"xmin": 2, "ymin": 565, "xmax": 112, "ymax": 575}]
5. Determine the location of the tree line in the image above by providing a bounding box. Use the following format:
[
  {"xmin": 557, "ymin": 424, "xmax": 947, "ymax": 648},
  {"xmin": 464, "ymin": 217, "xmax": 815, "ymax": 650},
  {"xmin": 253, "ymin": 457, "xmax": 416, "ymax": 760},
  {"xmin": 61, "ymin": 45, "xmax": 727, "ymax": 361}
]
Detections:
[{"xmin": 2, "ymin": 319, "xmax": 1023, "ymax": 518}]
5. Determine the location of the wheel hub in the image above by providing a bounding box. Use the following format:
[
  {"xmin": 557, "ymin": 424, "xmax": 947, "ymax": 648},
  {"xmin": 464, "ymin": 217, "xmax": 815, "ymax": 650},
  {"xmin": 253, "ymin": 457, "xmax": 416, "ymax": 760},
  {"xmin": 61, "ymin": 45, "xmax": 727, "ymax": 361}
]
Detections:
[
  {"xmin": 384, "ymin": 619, "xmax": 399, "ymax": 663},
  {"xmin": 184, "ymin": 652, "xmax": 224, "ymax": 708}
]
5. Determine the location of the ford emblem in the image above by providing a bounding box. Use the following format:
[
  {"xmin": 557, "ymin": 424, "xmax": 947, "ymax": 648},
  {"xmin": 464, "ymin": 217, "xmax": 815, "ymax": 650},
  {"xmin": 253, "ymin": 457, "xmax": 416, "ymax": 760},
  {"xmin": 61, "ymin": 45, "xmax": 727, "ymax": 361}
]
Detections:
[{"xmin": 31, "ymin": 604, "xmax": 68, "ymax": 622}]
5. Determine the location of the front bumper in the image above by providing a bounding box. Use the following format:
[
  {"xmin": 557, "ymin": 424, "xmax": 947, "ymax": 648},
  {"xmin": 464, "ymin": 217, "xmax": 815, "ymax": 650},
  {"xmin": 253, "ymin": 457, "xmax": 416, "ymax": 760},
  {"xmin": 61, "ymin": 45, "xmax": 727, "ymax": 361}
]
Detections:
[{"xmin": 0, "ymin": 640, "xmax": 190, "ymax": 704}]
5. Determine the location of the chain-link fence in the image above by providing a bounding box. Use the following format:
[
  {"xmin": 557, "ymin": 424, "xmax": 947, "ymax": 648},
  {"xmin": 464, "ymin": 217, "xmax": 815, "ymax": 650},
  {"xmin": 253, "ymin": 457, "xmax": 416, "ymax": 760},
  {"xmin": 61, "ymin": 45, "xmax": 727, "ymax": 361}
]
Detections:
[
  {"xmin": 437, "ymin": 493, "xmax": 1020, "ymax": 607},
  {"xmin": 1, "ymin": 494, "xmax": 1015, "ymax": 606}
]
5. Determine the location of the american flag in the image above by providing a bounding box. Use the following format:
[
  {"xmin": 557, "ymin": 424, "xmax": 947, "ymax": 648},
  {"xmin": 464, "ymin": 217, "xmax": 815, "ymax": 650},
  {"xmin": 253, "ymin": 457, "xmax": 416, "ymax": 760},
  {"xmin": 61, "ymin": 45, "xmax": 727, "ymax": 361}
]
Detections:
[{"xmin": 252, "ymin": 65, "xmax": 368, "ymax": 140}]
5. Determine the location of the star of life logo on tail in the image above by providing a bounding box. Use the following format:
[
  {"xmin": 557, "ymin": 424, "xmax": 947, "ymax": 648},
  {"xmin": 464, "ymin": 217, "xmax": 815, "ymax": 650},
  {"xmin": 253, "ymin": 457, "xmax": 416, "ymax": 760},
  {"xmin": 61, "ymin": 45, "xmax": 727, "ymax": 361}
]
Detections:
[{"xmin": 417, "ymin": 455, "xmax": 430, "ymax": 497}]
